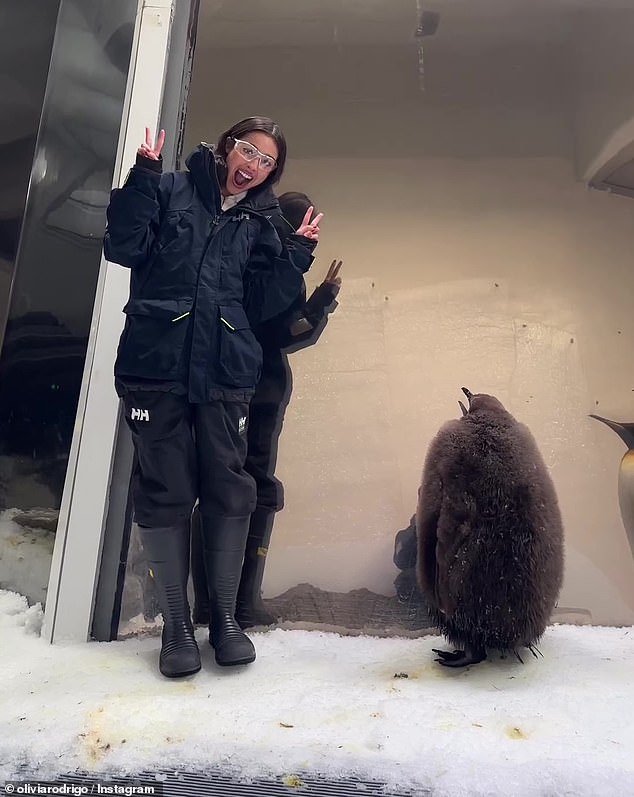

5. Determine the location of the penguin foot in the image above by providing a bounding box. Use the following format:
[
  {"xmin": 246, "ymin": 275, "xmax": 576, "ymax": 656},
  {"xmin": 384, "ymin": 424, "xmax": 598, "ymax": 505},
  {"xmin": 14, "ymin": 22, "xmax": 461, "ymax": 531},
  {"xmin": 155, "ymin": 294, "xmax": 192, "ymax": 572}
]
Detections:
[
  {"xmin": 432, "ymin": 648, "xmax": 464, "ymax": 663},
  {"xmin": 433, "ymin": 646, "xmax": 486, "ymax": 668}
]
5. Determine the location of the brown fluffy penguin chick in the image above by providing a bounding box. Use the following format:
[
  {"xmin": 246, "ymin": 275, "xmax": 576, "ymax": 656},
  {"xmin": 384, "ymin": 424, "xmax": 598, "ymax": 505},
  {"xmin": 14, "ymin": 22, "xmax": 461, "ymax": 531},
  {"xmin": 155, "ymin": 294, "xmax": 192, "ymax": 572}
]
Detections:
[{"xmin": 416, "ymin": 388, "xmax": 564, "ymax": 668}]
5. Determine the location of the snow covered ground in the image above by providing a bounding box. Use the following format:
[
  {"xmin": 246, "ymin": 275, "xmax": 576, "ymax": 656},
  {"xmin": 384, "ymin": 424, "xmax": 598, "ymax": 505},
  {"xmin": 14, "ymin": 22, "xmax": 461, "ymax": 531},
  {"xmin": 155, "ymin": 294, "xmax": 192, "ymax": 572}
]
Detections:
[
  {"xmin": 1, "ymin": 588, "xmax": 633, "ymax": 796},
  {"xmin": 0, "ymin": 510, "xmax": 54, "ymax": 607}
]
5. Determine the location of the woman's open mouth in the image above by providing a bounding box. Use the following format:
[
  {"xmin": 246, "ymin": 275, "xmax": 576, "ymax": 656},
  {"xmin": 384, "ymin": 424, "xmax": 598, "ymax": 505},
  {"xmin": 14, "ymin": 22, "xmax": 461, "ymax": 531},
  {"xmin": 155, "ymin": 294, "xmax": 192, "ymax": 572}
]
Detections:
[{"xmin": 233, "ymin": 169, "xmax": 254, "ymax": 188}]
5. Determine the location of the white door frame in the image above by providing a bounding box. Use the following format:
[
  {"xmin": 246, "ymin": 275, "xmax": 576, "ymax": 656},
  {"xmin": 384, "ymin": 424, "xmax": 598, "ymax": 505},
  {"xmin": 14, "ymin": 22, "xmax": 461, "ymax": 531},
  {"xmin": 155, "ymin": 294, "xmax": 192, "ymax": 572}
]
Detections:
[{"xmin": 43, "ymin": 0, "xmax": 174, "ymax": 643}]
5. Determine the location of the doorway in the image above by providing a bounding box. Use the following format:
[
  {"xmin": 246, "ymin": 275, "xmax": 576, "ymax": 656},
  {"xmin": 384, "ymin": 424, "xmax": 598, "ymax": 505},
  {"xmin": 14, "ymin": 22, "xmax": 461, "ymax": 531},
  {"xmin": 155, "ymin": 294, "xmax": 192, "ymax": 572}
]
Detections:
[{"xmin": 113, "ymin": 0, "xmax": 634, "ymax": 640}]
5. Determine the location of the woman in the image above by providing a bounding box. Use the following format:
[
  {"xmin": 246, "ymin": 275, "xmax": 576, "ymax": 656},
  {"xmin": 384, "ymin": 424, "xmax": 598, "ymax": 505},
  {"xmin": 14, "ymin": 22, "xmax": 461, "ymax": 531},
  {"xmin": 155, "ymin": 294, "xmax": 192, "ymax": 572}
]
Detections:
[
  {"xmin": 190, "ymin": 192, "xmax": 342, "ymax": 630},
  {"xmin": 104, "ymin": 117, "xmax": 322, "ymax": 678}
]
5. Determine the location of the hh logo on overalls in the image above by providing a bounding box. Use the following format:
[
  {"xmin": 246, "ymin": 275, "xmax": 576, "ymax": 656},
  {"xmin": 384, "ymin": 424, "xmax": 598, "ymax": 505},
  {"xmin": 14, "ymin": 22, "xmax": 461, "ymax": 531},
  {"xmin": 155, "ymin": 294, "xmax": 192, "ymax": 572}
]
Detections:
[
  {"xmin": 238, "ymin": 416, "xmax": 247, "ymax": 435},
  {"xmin": 131, "ymin": 408, "xmax": 150, "ymax": 422}
]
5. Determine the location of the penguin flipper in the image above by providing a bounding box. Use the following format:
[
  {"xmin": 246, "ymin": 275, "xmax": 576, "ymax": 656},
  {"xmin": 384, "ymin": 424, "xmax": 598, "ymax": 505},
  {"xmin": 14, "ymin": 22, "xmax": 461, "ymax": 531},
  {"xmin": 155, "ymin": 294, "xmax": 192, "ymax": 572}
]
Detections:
[{"xmin": 416, "ymin": 460, "xmax": 444, "ymax": 600}]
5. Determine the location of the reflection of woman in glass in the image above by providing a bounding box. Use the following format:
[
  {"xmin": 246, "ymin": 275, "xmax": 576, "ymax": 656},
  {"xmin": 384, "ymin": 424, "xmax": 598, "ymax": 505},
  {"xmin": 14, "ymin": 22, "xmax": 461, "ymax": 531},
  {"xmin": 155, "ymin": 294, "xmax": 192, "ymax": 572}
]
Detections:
[
  {"xmin": 104, "ymin": 119, "xmax": 322, "ymax": 678},
  {"xmin": 191, "ymin": 192, "xmax": 342, "ymax": 630}
]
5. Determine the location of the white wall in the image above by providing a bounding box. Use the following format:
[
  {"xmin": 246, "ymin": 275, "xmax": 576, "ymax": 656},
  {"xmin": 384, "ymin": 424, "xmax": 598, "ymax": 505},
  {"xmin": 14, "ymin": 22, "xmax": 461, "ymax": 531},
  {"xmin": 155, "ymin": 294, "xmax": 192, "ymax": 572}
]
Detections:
[{"xmin": 267, "ymin": 156, "xmax": 634, "ymax": 626}]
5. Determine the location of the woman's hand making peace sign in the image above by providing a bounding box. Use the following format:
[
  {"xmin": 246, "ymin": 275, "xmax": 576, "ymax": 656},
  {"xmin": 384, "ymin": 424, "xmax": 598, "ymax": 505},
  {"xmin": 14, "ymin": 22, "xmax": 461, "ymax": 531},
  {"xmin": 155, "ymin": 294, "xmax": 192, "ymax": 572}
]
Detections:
[
  {"xmin": 323, "ymin": 259, "xmax": 342, "ymax": 288},
  {"xmin": 295, "ymin": 206, "xmax": 324, "ymax": 241},
  {"xmin": 138, "ymin": 127, "xmax": 165, "ymax": 161}
]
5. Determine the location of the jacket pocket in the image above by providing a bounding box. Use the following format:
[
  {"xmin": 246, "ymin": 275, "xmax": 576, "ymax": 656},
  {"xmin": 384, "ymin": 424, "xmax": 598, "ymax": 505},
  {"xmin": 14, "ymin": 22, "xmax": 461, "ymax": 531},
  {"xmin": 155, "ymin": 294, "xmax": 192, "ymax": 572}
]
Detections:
[
  {"xmin": 217, "ymin": 304, "xmax": 262, "ymax": 389},
  {"xmin": 116, "ymin": 297, "xmax": 193, "ymax": 379}
]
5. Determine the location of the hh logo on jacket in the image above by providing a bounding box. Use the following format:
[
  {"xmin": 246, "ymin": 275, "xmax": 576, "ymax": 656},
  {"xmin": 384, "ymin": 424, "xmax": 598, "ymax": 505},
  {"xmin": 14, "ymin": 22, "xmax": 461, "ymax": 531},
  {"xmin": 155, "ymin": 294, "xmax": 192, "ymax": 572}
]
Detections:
[{"xmin": 131, "ymin": 408, "xmax": 150, "ymax": 422}]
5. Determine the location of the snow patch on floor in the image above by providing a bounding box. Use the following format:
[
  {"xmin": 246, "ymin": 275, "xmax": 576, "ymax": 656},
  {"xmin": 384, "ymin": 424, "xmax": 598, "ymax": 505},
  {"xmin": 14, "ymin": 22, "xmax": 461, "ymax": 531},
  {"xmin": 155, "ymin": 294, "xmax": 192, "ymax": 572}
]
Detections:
[
  {"xmin": 1, "ymin": 589, "xmax": 633, "ymax": 796},
  {"xmin": 0, "ymin": 510, "xmax": 54, "ymax": 606}
]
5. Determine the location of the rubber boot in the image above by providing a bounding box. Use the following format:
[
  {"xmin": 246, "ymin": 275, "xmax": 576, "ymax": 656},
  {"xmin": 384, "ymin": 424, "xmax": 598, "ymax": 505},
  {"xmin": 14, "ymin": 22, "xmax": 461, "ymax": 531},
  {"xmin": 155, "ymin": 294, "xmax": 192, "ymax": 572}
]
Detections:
[
  {"xmin": 190, "ymin": 506, "xmax": 210, "ymax": 626},
  {"xmin": 235, "ymin": 507, "xmax": 278, "ymax": 629},
  {"xmin": 136, "ymin": 523, "xmax": 201, "ymax": 678},
  {"xmin": 200, "ymin": 514, "xmax": 256, "ymax": 666}
]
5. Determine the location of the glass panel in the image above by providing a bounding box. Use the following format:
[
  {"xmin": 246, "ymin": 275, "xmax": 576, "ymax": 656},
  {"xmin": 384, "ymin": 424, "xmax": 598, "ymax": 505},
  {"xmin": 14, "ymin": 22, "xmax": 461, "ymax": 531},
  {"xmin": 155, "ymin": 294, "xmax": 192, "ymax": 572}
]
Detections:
[
  {"xmin": 0, "ymin": 0, "xmax": 136, "ymax": 608},
  {"xmin": 0, "ymin": 0, "xmax": 60, "ymax": 355},
  {"xmin": 119, "ymin": 0, "xmax": 634, "ymax": 637}
]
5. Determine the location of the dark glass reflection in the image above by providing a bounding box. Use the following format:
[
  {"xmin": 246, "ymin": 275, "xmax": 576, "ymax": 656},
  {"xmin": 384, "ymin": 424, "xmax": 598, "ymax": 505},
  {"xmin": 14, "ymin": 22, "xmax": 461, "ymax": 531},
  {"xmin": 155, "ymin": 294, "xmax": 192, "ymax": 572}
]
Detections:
[
  {"xmin": 0, "ymin": 0, "xmax": 60, "ymax": 344},
  {"xmin": 0, "ymin": 0, "xmax": 136, "ymax": 514}
]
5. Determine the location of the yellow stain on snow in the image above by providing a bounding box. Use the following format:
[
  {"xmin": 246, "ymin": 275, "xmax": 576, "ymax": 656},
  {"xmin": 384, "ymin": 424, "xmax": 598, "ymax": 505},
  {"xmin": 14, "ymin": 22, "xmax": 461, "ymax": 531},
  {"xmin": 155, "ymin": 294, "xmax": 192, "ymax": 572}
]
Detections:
[
  {"xmin": 283, "ymin": 775, "xmax": 305, "ymax": 788},
  {"xmin": 78, "ymin": 707, "xmax": 113, "ymax": 765},
  {"xmin": 505, "ymin": 725, "xmax": 528, "ymax": 740},
  {"xmin": 77, "ymin": 691, "xmax": 192, "ymax": 766}
]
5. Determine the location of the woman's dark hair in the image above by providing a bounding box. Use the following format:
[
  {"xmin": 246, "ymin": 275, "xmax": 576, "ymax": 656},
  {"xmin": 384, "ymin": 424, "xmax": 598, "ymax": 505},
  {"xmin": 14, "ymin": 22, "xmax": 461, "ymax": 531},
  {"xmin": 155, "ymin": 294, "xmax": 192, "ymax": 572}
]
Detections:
[
  {"xmin": 216, "ymin": 116, "xmax": 287, "ymax": 186},
  {"xmin": 278, "ymin": 191, "xmax": 313, "ymax": 231}
]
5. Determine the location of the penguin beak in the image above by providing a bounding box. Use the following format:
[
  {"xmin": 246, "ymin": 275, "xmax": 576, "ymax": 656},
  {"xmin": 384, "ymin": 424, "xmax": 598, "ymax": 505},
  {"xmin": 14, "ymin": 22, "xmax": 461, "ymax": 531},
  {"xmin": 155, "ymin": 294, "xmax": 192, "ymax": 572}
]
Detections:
[
  {"xmin": 589, "ymin": 414, "xmax": 634, "ymax": 450},
  {"xmin": 459, "ymin": 387, "xmax": 472, "ymax": 416}
]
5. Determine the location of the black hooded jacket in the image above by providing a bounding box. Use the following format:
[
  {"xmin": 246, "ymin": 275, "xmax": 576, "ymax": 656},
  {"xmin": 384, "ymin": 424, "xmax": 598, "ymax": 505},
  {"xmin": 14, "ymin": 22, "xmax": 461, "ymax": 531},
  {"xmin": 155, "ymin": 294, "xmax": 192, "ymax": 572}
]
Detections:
[{"xmin": 103, "ymin": 144, "xmax": 315, "ymax": 402}]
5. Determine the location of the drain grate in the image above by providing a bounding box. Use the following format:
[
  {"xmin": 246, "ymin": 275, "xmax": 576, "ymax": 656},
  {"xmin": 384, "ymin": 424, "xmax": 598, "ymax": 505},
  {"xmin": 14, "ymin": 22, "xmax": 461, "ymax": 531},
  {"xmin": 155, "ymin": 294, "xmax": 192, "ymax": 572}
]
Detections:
[{"xmin": 12, "ymin": 768, "xmax": 430, "ymax": 796}]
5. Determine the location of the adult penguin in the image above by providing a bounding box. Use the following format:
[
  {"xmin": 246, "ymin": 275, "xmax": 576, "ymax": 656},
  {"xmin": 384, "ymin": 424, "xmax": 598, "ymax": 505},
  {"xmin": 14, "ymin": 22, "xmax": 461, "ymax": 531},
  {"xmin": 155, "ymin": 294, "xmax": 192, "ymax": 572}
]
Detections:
[{"xmin": 589, "ymin": 414, "xmax": 634, "ymax": 562}]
